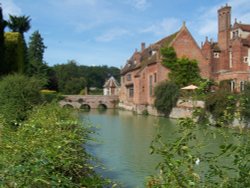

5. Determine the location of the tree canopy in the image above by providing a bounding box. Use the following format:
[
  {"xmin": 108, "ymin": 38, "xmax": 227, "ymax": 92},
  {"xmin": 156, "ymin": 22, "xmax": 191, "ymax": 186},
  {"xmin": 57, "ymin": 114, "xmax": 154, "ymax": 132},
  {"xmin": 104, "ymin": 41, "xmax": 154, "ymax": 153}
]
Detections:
[
  {"xmin": 52, "ymin": 61, "xmax": 120, "ymax": 94},
  {"xmin": 27, "ymin": 30, "xmax": 48, "ymax": 78},
  {"xmin": 7, "ymin": 15, "xmax": 31, "ymax": 35}
]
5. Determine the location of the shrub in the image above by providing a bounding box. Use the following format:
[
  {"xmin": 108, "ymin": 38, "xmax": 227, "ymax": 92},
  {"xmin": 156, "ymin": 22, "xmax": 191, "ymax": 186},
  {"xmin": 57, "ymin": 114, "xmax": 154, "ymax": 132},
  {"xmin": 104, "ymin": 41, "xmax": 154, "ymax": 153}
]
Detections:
[
  {"xmin": 205, "ymin": 90, "xmax": 237, "ymax": 126},
  {"xmin": 154, "ymin": 81, "xmax": 179, "ymax": 116},
  {"xmin": 148, "ymin": 117, "xmax": 250, "ymax": 187},
  {"xmin": 0, "ymin": 74, "xmax": 43, "ymax": 124},
  {"xmin": 0, "ymin": 104, "xmax": 111, "ymax": 187}
]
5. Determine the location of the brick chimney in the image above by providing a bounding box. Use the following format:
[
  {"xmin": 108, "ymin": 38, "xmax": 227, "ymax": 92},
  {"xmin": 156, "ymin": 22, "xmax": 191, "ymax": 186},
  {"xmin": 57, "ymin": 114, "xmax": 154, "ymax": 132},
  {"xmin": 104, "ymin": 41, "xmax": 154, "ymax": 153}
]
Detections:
[{"xmin": 141, "ymin": 42, "xmax": 145, "ymax": 51}]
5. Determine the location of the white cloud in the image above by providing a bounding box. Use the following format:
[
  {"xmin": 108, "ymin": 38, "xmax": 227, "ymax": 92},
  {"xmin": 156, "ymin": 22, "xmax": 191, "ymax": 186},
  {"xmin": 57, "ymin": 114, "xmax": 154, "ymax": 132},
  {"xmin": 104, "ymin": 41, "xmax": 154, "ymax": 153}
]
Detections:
[
  {"xmin": 141, "ymin": 18, "xmax": 181, "ymax": 36},
  {"xmin": 96, "ymin": 28, "xmax": 130, "ymax": 42},
  {"xmin": 126, "ymin": 0, "xmax": 150, "ymax": 11},
  {"xmin": 1, "ymin": 0, "xmax": 22, "ymax": 18}
]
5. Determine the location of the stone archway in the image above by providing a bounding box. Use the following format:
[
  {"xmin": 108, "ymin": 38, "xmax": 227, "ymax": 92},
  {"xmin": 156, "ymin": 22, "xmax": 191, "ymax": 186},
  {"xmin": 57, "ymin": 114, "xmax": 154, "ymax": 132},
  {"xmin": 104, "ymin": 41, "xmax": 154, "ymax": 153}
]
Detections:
[
  {"xmin": 80, "ymin": 104, "xmax": 91, "ymax": 110},
  {"xmin": 63, "ymin": 104, "xmax": 74, "ymax": 109}
]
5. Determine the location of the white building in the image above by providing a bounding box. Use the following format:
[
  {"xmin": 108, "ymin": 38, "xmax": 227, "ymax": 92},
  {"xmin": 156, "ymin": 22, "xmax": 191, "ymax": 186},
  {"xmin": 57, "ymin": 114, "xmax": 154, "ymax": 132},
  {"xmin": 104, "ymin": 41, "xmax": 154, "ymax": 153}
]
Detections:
[{"xmin": 103, "ymin": 76, "xmax": 120, "ymax": 96}]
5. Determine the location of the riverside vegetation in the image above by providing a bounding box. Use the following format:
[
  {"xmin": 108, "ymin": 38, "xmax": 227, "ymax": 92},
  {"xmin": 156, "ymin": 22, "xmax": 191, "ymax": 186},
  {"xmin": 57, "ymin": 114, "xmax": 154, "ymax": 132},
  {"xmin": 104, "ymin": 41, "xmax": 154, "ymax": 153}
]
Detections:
[{"xmin": 0, "ymin": 74, "xmax": 114, "ymax": 187}]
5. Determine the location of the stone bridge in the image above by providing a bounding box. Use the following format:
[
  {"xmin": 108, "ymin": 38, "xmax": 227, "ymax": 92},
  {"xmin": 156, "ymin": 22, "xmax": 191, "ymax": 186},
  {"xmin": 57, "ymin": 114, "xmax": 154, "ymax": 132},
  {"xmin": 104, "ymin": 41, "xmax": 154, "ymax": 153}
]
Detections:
[{"xmin": 59, "ymin": 95, "xmax": 119, "ymax": 109}]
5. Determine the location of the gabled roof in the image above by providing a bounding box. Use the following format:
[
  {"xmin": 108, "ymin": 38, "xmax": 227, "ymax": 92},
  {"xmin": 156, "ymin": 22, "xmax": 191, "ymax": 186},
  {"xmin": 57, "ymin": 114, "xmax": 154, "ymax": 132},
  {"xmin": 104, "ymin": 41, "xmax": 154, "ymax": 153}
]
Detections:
[
  {"xmin": 120, "ymin": 30, "xmax": 180, "ymax": 76},
  {"xmin": 103, "ymin": 76, "xmax": 120, "ymax": 88},
  {"xmin": 233, "ymin": 23, "xmax": 250, "ymax": 32}
]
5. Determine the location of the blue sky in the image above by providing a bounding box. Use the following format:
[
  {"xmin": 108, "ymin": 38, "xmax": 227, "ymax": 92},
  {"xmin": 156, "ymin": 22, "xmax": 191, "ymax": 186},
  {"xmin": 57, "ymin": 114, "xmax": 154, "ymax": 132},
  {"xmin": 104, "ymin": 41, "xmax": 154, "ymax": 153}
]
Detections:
[{"xmin": 1, "ymin": 0, "xmax": 250, "ymax": 68}]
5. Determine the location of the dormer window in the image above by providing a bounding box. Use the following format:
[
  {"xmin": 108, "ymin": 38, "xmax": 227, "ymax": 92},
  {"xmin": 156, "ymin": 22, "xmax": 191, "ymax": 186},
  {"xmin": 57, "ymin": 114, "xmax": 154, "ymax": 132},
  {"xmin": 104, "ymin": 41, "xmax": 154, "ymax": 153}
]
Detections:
[
  {"xmin": 214, "ymin": 52, "xmax": 220, "ymax": 58},
  {"xmin": 126, "ymin": 74, "xmax": 132, "ymax": 81}
]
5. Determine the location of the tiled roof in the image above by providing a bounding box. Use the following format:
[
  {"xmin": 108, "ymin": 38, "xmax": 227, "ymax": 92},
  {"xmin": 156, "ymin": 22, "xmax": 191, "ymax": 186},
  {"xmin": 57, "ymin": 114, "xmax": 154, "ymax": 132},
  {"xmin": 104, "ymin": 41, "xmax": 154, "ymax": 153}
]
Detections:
[
  {"xmin": 238, "ymin": 24, "xmax": 250, "ymax": 32},
  {"xmin": 233, "ymin": 23, "xmax": 250, "ymax": 32},
  {"xmin": 120, "ymin": 31, "xmax": 179, "ymax": 76},
  {"xmin": 103, "ymin": 76, "xmax": 120, "ymax": 88}
]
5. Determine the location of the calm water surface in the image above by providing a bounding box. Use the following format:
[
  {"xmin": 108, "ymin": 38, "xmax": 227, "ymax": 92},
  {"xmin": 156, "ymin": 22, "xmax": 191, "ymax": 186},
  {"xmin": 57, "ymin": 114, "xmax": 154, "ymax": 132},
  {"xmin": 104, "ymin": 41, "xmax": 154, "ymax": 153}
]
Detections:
[{"xmin": 79, "ymin": 109, "xmax": 234, "ymax": 188}]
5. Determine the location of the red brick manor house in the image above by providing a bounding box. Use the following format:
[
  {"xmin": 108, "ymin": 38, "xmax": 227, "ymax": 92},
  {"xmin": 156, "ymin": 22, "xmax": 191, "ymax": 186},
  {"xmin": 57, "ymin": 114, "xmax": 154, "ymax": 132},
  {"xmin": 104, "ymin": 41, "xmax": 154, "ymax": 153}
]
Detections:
[{"xmin": 119, "ymin": 4, "xmax": 250, "ymax": 115}]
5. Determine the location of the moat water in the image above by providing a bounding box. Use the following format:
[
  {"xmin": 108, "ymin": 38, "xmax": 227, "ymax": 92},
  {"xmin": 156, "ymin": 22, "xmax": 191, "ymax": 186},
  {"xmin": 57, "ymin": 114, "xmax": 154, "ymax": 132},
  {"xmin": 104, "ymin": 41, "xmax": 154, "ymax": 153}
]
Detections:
[{"xmin": 80, "ymin": 109, "xmax": 237, "ymax": 187}]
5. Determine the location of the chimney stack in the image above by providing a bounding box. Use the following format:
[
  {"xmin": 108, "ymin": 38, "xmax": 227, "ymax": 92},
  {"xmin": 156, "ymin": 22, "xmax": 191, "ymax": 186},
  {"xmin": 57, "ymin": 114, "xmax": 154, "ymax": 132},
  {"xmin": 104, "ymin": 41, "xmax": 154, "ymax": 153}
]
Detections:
[{"xmin": 141, "ymin": 42, "xmax": 145, "ymax": 51}]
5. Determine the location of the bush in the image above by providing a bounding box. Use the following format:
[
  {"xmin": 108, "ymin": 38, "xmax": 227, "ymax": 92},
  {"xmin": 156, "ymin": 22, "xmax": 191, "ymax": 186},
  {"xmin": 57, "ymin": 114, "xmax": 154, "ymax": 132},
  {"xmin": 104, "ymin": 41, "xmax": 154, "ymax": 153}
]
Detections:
[
  {"xmin": 0, "ymin": 74, "xmax": 43, "ymax": 124},
  {"xmin": 205, "ymin": 90, "xmax": 237, "ymax": 126},
  {"xmin": 0, "ymin": 104, "xmax": 111, "ymax": 187},
  {"xmin": 148, "ymin": 117, "xmax": 250, "ymax": 187},
  {"xmin": 154, "ymin": 81, "xmax": 179, "ymax": 116}
]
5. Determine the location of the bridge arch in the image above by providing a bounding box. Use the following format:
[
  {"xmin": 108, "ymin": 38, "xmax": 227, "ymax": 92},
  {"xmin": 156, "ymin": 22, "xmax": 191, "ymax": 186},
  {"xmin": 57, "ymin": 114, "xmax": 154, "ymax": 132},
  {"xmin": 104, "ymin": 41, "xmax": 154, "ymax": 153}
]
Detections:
[
  {"xmin": 63, "ymin": 104, "xmax": 74, "ymax": 109},
  {"xmin": 80, "ymin": 104, "xmax": 91, "ymax": 110},
  {"xmin": 98, "ymin": 103, "xmax": 108, "ymax": 110}
]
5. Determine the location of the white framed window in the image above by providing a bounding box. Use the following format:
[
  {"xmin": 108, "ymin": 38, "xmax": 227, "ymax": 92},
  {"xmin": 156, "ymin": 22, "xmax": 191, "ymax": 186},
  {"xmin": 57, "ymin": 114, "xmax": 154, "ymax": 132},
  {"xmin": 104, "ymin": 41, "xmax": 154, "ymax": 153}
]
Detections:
[
  {"xmin": 243, "ymin": 56, "xmax": 248, "ymax": 64},
  {"xmin": 214, "ymin": 52, "xmax": 220, "ymax": 58},
  {"xmin": 240, "ymin": 81, "xmax": 245, "ymax": 92}
]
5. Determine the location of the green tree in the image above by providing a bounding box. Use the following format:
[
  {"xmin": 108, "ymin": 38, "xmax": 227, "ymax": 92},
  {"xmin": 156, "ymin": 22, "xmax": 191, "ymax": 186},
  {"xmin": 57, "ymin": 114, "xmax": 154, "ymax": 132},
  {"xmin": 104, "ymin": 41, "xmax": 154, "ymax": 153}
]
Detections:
[
  {"xmin": 0, "ymin": 6, "xmax": 6, "ymax": 74},
  {"xmin": 4, "ymin": 32, "xmax": 25, "ymax": 74},
  {"xmin": 7, "ymin": 15, "xmax": 31, "ymax": 72},
  {"xmin": 154, "ymin": 81, "xmax": 179, "ymax": 116},
  {"xmin": 161, "ymin": 47, "xmax": 201, "ymax": 87},
  {"xmin": 0, "ymin": 74, "xmax": 44, "ymax": 124},
  {"xmin": 27, "ymin": 30, "xmax": 47, "ymax": 78},
  {"xmin": 7, "ymin": 15, "xmax": 31, "ymax": 35},
  {"xmin": 64, "ymin": 77, "xmax": 86, "ymax": 95}
]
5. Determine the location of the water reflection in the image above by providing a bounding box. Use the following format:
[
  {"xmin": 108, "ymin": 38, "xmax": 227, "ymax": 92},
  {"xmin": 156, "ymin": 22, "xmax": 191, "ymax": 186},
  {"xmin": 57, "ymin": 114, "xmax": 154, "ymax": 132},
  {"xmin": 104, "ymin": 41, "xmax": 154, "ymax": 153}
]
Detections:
[
  {"xmin": 80, "ymin": 109, "xmax": 177, "ymax": 187},
  {"xmin": 80, "ymin": 110, "xmax": 242, "ymax": 187}
]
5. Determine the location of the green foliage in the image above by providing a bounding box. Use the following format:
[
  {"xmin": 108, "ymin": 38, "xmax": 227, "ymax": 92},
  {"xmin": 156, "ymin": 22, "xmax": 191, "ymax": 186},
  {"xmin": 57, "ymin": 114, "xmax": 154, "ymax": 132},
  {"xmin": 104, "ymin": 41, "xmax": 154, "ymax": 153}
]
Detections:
[
  {"xmin": 64, "ymin": 77, "xmax": 86, "ymax": 95},
  {"xmin": 205, "ymin": 90, "xmax": 237, "ymax": 126},
  {"xmin": 7, "ymin": 15, "xmax": 31, "ymax": 35},
  {"xmin": 26, "ymin": 30, "xmax": 47, "ymax": 78},
  {"xmin": 154, "ymin": 81, "xmax": 179, "ymax": 116},
  {"xmin": 0, "ymin": 74, "xmax": 44, "ymax": 124},
  {"xmin": 40, "ymin": 89, "xmax": 63, "ymax": 103},
  {"xmin": 0, "ymin": 6, "xmax": 6, "ymax": 74},
  {"xmin": 0, "ymin": 104, "xmax": 112, "ymax": 187},
  {"xmin": 53, "ymin": 60, "xmax": 120, "ymax": 94},
  {"xmin": 169, "ymin": 58, "xmax": 201, "ymax": 87},
  {"xmin": 148, "ymin": 117, "xmax": 250, "ymax": 187},
  {"xmin": 161, "ymin": 47, "xmax": 201, "ymax": 87},
  {"xmin": 4, "ymin": 32, "xmax": 25, "ymax": 74},
  {"xmin": 160, "ymin": 47, "xmax": 177, "ymax": 69},
  {"xmin": 240, "ymin": 82, "xmax": 250, "ymax": 123}
]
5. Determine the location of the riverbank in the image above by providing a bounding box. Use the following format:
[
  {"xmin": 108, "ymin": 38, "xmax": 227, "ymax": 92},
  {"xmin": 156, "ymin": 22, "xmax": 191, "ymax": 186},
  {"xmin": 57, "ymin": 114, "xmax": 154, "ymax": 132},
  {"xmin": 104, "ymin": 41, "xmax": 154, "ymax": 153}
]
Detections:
[{"xmin": 118, "ymin": 99, "xmax": 205, "ymax": 118}]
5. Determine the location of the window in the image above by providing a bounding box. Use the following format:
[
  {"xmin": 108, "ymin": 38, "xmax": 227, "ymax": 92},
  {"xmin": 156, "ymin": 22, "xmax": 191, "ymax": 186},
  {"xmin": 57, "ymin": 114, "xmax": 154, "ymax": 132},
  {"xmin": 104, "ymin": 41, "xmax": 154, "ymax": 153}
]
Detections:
[
  {"xmin": 128, "ymin": 86, "xmax": 134, "ymax": 97},
  {"xmin": 154, "ymin": 73, "xmax": 157, "ymax": 83},
  {"xmin": 230, "ymin": 80, "xmax": 235, "ymax": 92},
  {"xmin": 240, "ymin": 81, "xmax": 245, "ymax": 92},
  {"xmin": 126, "ymin": 74, "xmax": 132, "ymax": 81},
  {"xmin": 243, "ymin": 56, "xmax": 248, "ymax": 63},
  {"xmin": 214, "ymin": 52, "xmax": 220, "ymax": 58},
  {"xmin": 149, "ymin": 75, "xmax": 153, "ymax": 96}
]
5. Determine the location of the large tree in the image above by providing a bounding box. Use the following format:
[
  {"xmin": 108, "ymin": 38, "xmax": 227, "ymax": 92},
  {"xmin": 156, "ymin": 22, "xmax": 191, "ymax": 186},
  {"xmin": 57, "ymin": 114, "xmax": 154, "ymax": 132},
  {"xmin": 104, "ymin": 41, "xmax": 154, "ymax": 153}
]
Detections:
[{"xmin": 27, "ymin": 30, "xmax": 47, "ymax": 78}]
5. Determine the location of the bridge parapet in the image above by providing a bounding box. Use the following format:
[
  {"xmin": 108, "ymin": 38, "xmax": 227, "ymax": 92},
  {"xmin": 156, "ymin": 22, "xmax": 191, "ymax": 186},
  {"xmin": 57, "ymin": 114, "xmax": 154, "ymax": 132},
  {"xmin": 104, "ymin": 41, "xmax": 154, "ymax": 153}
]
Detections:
[{"xmin": 59, "ymin": 95, "xmax": 119, "ymax": 109}]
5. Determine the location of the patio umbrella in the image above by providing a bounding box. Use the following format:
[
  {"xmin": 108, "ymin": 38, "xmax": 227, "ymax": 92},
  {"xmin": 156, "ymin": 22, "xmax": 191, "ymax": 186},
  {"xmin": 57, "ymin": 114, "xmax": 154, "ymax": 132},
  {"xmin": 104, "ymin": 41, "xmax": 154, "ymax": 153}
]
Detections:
[{"xmin": 181, "ymin": 84, "xmax": 198, "ymax": 90}]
